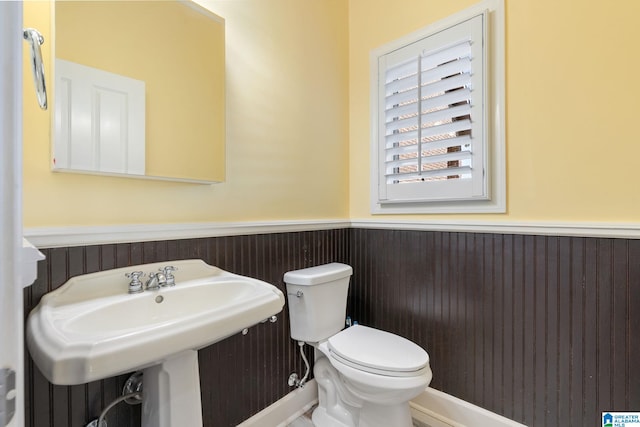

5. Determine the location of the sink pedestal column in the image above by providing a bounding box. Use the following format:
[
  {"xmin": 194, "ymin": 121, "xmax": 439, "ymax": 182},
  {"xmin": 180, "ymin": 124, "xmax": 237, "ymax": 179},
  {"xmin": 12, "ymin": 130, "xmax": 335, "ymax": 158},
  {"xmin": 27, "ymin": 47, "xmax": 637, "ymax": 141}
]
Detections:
[{"xmin": 142, "ymin": 350, "xmax": 203, "ymax": 427}]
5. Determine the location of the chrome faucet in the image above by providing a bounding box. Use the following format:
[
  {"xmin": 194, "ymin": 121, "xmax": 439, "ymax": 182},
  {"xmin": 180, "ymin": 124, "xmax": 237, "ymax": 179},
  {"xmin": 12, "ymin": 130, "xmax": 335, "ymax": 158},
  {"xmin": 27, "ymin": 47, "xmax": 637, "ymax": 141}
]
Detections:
[
  {"xmin": 145, "ymin": 272, "xmax": 166, "ymax": 290},
  {"xmin": 144, "ymin": 266, "xmax": 177, "ymax": 290},
  {"xmin": 127, "ymin": 266, "xmax": 177, "ymax": 293}
]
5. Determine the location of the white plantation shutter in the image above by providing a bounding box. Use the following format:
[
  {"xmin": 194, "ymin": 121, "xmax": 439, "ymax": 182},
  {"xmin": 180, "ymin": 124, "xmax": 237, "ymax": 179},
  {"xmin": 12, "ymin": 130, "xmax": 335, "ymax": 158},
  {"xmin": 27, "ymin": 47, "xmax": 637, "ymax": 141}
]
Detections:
[{"xmin": 376, "ymin": 13, "xmax": 488, "ymax": 204}]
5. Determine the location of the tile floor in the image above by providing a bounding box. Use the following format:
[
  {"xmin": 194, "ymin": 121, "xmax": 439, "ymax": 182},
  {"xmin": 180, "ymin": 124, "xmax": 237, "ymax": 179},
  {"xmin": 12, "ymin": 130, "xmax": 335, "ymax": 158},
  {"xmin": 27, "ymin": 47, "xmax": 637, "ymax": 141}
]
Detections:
[
  {"xmin": 287, "ymin": 416, "xmax": 314, "ymax": 427},
  {"xmin": 287, "ymin": 406, "xmax": 314, "ymax": 427},
  {"xmin": 286, "ymin": 407, "xmax": 428, "ymax": 427}
]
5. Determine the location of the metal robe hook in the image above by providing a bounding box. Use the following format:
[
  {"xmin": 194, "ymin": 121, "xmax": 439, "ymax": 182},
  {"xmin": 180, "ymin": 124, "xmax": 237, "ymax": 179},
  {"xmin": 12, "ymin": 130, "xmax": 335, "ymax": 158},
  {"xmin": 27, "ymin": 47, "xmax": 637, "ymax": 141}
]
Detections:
[{"xmin": 23, "ymin": 28, "xmax": 48, "ymax": 110}]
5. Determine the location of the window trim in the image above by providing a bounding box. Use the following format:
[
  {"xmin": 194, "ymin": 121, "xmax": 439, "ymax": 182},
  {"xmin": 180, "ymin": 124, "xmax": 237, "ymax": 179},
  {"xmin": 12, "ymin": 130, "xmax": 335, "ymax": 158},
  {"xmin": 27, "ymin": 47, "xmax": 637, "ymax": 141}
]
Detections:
[{"xmin": 370, "ymin": 0, "xmax": 505, "ymax": 214}]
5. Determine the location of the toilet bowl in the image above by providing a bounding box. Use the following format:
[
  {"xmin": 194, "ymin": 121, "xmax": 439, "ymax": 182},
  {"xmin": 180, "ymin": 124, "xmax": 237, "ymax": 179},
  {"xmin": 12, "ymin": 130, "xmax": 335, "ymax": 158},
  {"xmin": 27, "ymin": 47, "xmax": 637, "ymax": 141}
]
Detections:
[{"xmin": 284, "ymin": 263, "xmax": 432, "ymax": 427}]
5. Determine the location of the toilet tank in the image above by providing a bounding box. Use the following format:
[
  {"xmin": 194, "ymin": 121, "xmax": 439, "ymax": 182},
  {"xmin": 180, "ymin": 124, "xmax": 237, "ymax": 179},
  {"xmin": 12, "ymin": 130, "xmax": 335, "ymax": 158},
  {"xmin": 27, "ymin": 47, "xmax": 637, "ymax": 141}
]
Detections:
[{"xmin": 284, "ymin": 263, "xmax": 352, "ymax": 343}]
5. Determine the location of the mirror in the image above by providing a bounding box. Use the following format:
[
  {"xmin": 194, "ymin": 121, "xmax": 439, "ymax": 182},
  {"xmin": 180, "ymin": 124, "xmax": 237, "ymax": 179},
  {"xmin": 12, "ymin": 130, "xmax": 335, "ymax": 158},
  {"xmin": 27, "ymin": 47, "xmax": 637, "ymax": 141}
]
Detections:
[{"xmin": 53, "ymin": 0, "xmax": 225, "ymax": 183}]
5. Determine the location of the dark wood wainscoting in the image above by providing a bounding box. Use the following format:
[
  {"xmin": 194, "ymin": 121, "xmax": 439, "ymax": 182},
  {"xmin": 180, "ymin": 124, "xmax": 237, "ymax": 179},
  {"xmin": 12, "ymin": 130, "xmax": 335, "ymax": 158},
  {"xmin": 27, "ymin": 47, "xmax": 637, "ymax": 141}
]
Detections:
[
  {"xmin": 23, "ymin": 227, "xmax": 639, "ymax": 427},
  {"xmin": 23, "ymin": 229, "xmax": 349, "ymax": 427},
  {"xmin": 349, "ymin": 229, "xmax": 640, "ymax": 427}
]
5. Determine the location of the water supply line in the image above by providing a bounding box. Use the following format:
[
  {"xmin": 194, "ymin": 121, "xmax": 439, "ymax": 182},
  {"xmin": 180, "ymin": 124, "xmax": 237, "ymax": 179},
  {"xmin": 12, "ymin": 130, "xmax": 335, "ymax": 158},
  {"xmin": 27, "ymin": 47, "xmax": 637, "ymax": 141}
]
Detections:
[
  {"xmin": 288, "ymin": 341, "xmax": 310, "ymax": 388},
  {"xmin": 100, "ymin": 392, "xmax": 141, "ymax": 426},
  {"xmin": 85, "ymin": 371, "xmax": 143, "ymax": 427}
]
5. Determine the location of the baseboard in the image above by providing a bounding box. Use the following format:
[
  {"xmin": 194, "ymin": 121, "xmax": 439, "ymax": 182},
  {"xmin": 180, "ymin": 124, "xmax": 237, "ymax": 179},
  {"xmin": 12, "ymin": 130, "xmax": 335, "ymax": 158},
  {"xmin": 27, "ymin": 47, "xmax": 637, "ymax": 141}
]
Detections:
[
  {"xmin": 236, "ymin": 383, "xmax": 525, "ymax": 427},
  {"xmin": 236, "ymin": 380, "xmax": 318, "ymax": 427},
  {"xmin": 410, "ymin": 388, "xmax": 527, "ymax": 427}
]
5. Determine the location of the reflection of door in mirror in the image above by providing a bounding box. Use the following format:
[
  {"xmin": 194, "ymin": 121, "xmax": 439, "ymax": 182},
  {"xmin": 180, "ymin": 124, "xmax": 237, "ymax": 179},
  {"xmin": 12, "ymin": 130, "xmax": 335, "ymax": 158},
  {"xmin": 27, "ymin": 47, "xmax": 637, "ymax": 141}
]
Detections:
[
  {"xmin": 53, "ymin": 0, "xmax": 225, "ymax": 183},
  {"xmin": 55, "ymin": 59, "xmax": 146, "ymax": 175}
]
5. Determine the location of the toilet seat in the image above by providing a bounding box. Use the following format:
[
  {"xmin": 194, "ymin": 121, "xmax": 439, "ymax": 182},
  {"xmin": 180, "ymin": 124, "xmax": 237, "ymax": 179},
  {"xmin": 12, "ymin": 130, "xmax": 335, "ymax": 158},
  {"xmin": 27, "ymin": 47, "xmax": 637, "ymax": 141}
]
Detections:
[{"xmin": 327, "ymin": 325, "xmax": 429, "ymax": 377}]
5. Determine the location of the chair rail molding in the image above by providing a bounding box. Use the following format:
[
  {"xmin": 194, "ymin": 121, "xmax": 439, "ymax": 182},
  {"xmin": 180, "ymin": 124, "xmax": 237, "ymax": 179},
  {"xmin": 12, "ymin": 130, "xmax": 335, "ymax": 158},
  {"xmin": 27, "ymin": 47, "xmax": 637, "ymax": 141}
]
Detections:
[
  {"xmin": 23, "ymin": 218, "xmax": 640, "ymax": 249},
  {"xmin": 351, "ymin": 219, "xmax": 640, "ymax": 239},
  {"xmin": 24, "ymin": 220, "xmax": 351, "ymax": 248}
]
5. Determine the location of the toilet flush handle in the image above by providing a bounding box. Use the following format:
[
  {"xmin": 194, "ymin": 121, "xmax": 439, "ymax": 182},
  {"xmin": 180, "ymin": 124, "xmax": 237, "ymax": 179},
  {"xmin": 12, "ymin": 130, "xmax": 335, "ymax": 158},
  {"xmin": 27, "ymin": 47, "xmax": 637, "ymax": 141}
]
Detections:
[{"xmin": 287, "ymin": 290, "xmax": 304, "ymax": 298}]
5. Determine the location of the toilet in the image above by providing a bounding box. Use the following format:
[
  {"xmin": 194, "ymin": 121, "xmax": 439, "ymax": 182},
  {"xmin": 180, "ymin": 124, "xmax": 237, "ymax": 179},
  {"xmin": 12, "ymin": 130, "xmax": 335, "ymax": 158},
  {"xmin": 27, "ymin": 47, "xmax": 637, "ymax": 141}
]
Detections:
[{"xmin": 284, "ymin": 263, "xmax": 432, "ymax": 427}]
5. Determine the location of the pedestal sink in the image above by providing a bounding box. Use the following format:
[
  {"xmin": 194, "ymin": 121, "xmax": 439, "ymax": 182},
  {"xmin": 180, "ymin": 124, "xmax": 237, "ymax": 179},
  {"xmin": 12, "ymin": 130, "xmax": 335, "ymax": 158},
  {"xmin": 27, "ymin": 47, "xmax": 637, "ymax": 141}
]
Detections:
[{"xmin": 26, "ymin": 259, "xmax": 285, "ymax": 427}]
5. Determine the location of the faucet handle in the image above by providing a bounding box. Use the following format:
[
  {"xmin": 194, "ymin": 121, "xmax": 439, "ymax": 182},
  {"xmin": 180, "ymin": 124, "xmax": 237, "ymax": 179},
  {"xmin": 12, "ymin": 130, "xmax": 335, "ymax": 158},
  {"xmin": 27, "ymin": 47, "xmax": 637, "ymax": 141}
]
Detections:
[
  {"xmin": 125, "ymin": 271, "xmax": 145, "ymax": 294},
  {"xmin": 162, "ymin": 266, "xmax": 177, "ymax": 286}
]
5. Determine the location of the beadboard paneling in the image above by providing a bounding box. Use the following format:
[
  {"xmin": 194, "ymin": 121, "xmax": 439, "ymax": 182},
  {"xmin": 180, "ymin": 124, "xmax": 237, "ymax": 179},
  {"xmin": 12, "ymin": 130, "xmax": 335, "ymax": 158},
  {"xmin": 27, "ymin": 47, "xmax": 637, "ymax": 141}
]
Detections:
[
  {"xmin": 349, "ymin": 229, "xmax": 640, "ymax": 427},
  {"xmin": 24, "ymin": 228, "xmax": 639, "ymax": 427},
  {"xmin": 23, "ymin": 230, "xmax": 350, "ymax": 427}
]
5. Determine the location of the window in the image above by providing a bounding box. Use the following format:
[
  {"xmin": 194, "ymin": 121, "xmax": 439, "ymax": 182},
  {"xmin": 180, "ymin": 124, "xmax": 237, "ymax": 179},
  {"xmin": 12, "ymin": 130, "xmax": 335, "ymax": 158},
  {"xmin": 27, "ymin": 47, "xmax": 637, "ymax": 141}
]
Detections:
[{"xmin": 370, "ymin": 0, "xmax": 505, "ymax": 214}]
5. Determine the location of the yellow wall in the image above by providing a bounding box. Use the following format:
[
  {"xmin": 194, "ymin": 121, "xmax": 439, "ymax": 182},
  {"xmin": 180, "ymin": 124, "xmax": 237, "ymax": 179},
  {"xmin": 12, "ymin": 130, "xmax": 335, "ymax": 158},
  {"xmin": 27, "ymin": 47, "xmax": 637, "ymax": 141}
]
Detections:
[
  {"xmin": 26, "ymin": 0, "xmax": 640, "ymax": 228},
  {"xmin": 55, "ymin": 1, "xmax": 225, "ymax": 182},
  {"xmin": 22, "ymin": 0, "xmax": 349, "ymax": 227},
  {"xmin": 349, "ymin": 0, "xmax": 640, "ymax": 221}
]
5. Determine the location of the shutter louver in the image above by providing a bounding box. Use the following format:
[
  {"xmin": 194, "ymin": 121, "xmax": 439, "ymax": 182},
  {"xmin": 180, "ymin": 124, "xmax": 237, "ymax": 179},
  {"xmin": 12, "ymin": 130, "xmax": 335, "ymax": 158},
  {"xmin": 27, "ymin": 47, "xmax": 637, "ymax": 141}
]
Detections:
[
  {"xmin": 372, "ymin": 4, "xmax": 504, "ymax": 212},
  {"xmin": 384, "ymin": 39, "xmax": 475, "ymax": 186}
]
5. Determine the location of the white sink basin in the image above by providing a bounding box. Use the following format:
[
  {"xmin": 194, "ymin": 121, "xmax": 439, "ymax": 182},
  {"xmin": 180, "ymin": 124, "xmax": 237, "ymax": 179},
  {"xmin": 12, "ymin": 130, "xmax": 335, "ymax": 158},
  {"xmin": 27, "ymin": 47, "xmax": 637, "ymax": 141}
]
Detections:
[{"xmin": 26, "ymin": 259, "xmax": 285, "ymax": 385}]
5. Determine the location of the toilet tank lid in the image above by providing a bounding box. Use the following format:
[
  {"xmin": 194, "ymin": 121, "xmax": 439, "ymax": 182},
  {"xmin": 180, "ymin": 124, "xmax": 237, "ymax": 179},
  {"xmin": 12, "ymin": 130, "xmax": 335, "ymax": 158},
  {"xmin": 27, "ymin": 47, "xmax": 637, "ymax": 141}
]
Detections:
[{"xmin": 283, "ymin": 263, "xmax": 352, "ymax": 286}]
